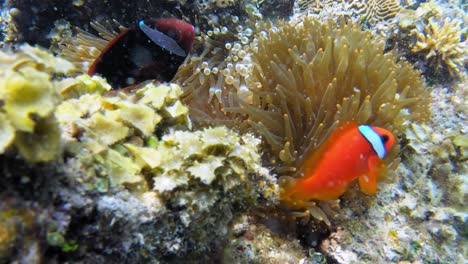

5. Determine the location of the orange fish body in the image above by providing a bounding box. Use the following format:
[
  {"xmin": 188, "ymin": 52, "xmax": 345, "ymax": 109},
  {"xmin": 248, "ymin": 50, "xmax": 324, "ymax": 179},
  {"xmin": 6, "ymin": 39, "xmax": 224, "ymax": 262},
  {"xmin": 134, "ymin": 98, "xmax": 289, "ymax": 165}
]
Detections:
[{"xmin": 281, "ymin": 122, "xmax": 395, "ymax": 208}]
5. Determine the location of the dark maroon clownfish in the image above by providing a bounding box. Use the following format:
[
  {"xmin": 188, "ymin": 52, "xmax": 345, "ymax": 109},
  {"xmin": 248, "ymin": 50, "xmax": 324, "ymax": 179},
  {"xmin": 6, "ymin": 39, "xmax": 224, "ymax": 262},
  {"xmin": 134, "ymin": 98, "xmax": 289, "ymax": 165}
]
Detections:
[{"xmin": 88, "ymin": 18, "xmax": 195, "ymax": 88}]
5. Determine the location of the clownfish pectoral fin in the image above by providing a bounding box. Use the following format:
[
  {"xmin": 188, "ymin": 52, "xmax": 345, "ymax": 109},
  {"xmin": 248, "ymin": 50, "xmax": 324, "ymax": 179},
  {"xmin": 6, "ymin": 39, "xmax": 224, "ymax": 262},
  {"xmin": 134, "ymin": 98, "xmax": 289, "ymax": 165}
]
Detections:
[
  {"xmin": 358, "ymin": 173, "xmax": 377, "ymax": 195},
  {"xmin": 359, "ymin": 156, "xmax": 385, "ymax": 195},
  {"xmin": 138, "ymin": 20, "xmax": 186, "ymax": 57}
]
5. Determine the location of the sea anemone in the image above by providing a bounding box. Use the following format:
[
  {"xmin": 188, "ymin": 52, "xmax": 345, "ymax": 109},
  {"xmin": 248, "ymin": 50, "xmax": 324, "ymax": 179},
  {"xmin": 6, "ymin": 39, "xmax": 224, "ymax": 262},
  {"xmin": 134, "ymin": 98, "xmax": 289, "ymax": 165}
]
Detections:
[
  {"xmin": 182, "ymin": 17, "xmax": 429, "ymax": 223},
  {"xmin": 188, "ymin": 17, "xmax": 429, "ymax": 172},
  {"xmin": 227, "ymin": 17, "xmax": 429, "ymax": 169},
  {"xmin": 58, "ymin": 20, "xmax": 126, "ymax": 73}
]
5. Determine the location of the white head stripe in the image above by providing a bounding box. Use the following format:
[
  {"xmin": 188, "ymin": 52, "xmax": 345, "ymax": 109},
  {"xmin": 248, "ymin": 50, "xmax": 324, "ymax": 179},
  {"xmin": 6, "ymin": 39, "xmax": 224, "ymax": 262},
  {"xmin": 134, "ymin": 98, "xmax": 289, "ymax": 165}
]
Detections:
[{"xmin": 358, "ymin": 125, "xmax": 386, "ymax": 159}]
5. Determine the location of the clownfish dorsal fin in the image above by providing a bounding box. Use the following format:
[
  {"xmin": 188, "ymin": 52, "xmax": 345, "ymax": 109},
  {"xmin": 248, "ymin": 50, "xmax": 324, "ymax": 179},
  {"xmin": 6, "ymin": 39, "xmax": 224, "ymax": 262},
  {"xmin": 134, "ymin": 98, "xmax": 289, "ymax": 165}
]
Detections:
[
  {"xmin": 138, "ymin": 20, "xmax": 186, "ymax": 57},
  {"xmin": 301, "ymin": 121, "xmax": 358, "ymax": 176}
]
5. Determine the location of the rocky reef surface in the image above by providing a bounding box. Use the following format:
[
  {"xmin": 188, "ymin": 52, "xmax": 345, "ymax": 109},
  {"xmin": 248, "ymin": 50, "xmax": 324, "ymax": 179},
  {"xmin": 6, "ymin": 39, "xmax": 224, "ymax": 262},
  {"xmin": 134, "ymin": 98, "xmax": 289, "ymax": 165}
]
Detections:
[{"xmin": 0, "ymin": 0, "xmax": 466, "ymax": 263}]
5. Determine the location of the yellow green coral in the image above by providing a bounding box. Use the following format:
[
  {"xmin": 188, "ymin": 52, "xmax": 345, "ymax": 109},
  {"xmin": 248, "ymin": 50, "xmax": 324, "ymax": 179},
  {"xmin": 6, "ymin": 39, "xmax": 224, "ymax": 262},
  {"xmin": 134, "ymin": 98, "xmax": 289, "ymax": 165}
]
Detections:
[
  {"xmin": 54, "ymin": 80, "xmax": 274, "ymax": 202},
  {"xmin": 0, "ymin": 45, "xmax": 127, "ymax": 163},
  {"xmin": 55, "ymin": 82, "xmax": 189, "ymax": 184},
  {"xmin": 52, "ymin": 79, "xmax": 278, "ymax": 234},
  {"xmin": 0, "ymin": 113, "xmax": 15, "ymax": 153},
  {"xmin": 151, "ymin": 126, "xmax": 263, "ymax": 189},
  {"xmin": 14, "ymin": 116, "xmax": 61, "ymax": 162},
  {"xmin": 0, "ymin": 45, "xmax": 74, "ymax": 162},
  {"xmin": 1, "ymin": 67, "xmax": 56, "ymax": 132}
]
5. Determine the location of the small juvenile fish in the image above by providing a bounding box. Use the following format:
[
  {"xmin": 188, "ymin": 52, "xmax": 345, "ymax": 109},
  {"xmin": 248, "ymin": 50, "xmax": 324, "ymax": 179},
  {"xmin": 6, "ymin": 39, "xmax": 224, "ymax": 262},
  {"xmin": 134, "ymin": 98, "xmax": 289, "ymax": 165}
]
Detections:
[{"xmin": 281, "ymin": 122, "xmax": 395, "ymax": 208}]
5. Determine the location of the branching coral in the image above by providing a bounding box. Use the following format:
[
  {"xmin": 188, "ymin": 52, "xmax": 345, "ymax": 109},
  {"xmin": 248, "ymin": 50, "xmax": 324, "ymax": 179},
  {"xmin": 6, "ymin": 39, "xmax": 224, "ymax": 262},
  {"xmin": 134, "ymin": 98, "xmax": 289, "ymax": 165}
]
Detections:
[
  {"xmin": 394, "ymin": 1, "xmax": 468, "ymax": 81},
  {"xmin": 412, "ymin": 18, "xmax": 467, "ymax": 78}
]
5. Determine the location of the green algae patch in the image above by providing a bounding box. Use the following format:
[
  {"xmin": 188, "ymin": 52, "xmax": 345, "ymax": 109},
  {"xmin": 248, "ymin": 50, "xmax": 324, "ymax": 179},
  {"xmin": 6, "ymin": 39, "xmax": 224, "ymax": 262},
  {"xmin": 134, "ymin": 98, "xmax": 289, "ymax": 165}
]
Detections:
[
  {"xmin": 104, "ymin": 149, "xmax": 143, "ymax": 186},
  {"xmin": 125, "ymin": 144, "xmax": 162, "ymax": 169},
  {"xmin": 85, "ymin": 113, "xmax": 129, "ymax": 146},
  {"xmin": 14, "ymin": 116, "xmax": 61, "ymax": 162},
  {"xmin": 0, "ymin": 113, "xmax": 14, "ymax": 153},
  {"xmin": 0, "ymin": 44, "xmax": 73, "ymax": 162},
  {"xmin": 116, "ymin": 102, "xmax": 162, "ymax": 136},
  {"xmin": 57, "ymin": 74, "xmax": 111, "ymax": 99},
  {"xmin": 187, "ymin": 156, "xmax": 224, "ymax": 184},
  {"xmin": 165, "ymin": 100, "xmax": 188, "ymax": 119},
  {"xmin": 2, "ymin": 67, "xmax": 56, "ymax": 132}
]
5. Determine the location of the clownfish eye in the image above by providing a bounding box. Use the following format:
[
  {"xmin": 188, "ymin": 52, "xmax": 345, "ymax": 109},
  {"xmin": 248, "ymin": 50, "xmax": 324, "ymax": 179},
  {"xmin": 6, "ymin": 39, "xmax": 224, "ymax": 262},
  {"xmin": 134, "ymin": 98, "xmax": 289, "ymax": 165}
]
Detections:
[{"xmin": 381, "ymin": 134, "xmax": 389, "ymax": 143}]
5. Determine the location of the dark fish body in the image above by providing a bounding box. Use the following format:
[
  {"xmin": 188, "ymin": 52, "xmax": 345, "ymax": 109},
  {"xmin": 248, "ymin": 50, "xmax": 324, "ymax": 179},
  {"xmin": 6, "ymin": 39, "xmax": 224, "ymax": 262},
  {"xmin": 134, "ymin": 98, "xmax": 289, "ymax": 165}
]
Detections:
[{"xmin": 88, "ymin": 18, "xmax": 195, "ymax": 88}]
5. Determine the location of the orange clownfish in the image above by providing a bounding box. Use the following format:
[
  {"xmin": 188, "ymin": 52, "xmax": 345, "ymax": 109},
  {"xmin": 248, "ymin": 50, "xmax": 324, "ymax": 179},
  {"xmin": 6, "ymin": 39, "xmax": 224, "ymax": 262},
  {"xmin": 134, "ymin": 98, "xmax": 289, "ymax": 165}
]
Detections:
[{"xmin": 280, "ymin": 122, "xmax": 395, "ymax": 208}]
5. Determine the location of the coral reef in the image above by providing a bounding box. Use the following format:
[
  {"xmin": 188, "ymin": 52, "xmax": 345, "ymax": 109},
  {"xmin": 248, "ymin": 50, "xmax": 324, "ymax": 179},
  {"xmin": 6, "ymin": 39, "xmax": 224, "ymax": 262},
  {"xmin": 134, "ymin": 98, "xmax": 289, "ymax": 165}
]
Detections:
[
  {"xmin": 83, "ymin": 125, "xmax": 278, "ymax": 260},
  {"xmin": 54, "ymin": 80, "xmax": 278, "ymax": 260},
  {"xmin": 1, "ymin": 0, "xmax": 467, "ymax": 263}
]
